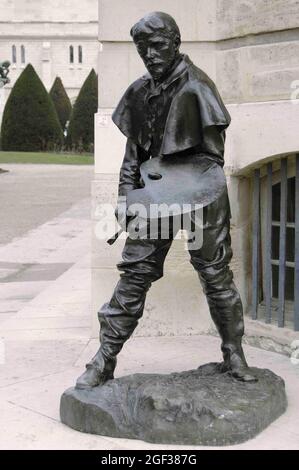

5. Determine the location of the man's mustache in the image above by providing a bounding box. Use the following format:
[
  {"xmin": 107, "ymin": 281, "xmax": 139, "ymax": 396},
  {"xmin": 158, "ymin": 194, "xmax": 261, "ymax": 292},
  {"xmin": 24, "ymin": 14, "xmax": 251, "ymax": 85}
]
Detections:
[{"xmin": 145, "ymin": 61, "xmax": 164, "ymax": 66}]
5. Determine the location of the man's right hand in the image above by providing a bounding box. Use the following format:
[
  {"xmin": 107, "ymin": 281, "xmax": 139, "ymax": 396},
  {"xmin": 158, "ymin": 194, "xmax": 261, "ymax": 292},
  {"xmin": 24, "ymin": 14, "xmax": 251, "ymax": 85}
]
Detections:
[{"xmin": 115, "ymin": 200, "xmax": 134, "ymax": 232}]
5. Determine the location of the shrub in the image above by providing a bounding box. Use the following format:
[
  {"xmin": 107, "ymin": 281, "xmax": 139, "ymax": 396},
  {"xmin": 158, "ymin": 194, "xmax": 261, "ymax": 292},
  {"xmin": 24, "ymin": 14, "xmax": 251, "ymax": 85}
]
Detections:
[
  {"xmin": 67, "ymin": 69, "xmax": 98, "ymax": 152},
  {"xmin": 1, "ymin": 64, "xmax": 63, "ymax": 151},
  {"xmin": 49, "ymin": 76, "xmax": 72, "ymax": 132}
]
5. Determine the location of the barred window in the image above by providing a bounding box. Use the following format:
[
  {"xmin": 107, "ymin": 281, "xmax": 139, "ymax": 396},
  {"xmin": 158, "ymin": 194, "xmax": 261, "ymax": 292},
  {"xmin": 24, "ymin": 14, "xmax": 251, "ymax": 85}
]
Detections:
[
  {"xmin": 271, "ymin": 177, "xmax": 295, "ymax": 302},
  {"xmin": 251, "ymin": 154, "xmax": 299, "ymax": 330}
]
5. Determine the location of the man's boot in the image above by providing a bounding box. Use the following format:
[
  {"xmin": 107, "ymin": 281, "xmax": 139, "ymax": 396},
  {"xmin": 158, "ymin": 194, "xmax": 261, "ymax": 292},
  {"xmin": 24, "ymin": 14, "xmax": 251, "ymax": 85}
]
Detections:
[
  {"xmin": 220, "ymin": 340, "xmax": 257, "ymax": 382},
  {"xmin": 75, "ymin": 305, "xmax": 138, "ymax": 389},
  {"xmin": 75, "ymin": 350, "xmax": 117, "ymax": 389}
]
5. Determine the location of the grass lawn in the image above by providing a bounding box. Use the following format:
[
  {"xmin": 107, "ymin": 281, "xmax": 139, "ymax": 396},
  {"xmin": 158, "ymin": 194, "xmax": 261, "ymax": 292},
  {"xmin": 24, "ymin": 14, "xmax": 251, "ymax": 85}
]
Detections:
[{"xmin": 0, "ymin": 151, "xmax": 94, "ymax": 165}]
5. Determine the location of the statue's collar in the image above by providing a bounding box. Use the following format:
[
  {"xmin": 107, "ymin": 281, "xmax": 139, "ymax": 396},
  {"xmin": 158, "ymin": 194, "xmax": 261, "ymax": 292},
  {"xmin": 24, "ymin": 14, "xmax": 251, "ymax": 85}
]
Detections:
[{"xmin": 141, "ymin": 54, "xmax": 191, "ymax": 92}]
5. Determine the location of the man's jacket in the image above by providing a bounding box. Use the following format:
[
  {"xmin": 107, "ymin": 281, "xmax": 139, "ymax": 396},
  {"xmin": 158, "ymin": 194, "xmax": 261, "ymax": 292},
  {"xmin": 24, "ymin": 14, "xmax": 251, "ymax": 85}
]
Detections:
[{"xmin": 112, "ymin": 54, "xmax": 231, "ymax": 198}]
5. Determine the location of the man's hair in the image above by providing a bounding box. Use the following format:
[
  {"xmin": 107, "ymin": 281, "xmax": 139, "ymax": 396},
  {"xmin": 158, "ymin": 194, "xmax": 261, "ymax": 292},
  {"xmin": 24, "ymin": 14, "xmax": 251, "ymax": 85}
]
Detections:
[{"xmin": 130, "ymin": 11, "xmax": 181, "ymax": 44}]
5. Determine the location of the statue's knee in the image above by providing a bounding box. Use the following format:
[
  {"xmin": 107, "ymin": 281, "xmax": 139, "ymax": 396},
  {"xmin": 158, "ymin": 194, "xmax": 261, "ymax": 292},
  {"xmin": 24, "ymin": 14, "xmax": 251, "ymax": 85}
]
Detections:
[{"xmin": 191, "ymin": 240, "xmax": 233, "ymax": 272}]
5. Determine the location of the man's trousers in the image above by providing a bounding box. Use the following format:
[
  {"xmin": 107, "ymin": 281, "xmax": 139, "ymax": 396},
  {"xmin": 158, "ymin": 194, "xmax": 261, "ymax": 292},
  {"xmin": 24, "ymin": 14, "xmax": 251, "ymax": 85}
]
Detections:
[{"xmin": 97, "ymin": 190, "xmax": 246, "ymax": 368}]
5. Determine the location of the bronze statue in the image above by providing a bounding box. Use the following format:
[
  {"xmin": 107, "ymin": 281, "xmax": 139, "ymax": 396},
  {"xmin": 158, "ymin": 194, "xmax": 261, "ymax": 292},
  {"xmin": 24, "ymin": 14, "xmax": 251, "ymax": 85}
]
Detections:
[
  {"xmin": 0, "ymin": 61, "xmax": 10, "ymax": 88},
  {"xmin": 76, "ymin": 11, "xmax": 257, "ymax": 388}
]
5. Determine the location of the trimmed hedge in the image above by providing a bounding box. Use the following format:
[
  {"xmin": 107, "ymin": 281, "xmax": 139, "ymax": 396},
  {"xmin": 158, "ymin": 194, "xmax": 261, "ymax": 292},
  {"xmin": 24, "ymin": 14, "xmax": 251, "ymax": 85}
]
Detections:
[
  {"xmin": 1, "ymin": 64, "xmax": 63, "ymax": 151},
  {"xmin": 67, "ymin": 69, "xmax": 98, "ymax": 152},
  {"xmin": 50, "ymin": 76, "xmax": 72, "ymax": 131}
]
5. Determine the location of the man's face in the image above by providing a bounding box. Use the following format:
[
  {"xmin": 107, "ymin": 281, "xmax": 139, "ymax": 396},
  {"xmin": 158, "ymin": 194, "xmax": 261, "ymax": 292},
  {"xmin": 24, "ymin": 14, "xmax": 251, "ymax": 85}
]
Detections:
[{"xmin": 135, "ymin": 33, "xmax": 179, "ymax": 81}]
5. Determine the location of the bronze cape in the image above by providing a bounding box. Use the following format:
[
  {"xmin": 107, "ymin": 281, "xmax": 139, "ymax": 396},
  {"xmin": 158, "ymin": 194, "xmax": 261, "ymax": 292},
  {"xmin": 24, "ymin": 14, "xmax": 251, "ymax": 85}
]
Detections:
[{"xmin": 112, "ymin": 54, "xmax": 231, "ymax": 162}]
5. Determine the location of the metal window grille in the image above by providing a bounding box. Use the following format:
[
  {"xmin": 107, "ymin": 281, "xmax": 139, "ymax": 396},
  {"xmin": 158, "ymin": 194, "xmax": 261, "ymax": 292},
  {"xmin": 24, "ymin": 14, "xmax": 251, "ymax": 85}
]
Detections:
[{"xmin": 251, "ymin": 154, "xmax": 299, "ymax": 330}]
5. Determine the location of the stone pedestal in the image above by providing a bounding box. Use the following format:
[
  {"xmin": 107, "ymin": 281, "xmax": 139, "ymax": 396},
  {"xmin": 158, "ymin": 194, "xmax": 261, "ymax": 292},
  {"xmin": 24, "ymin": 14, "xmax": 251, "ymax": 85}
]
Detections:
[{"xmin": 60, "ymin": 363, "xmax": 287, "ymax": 446}]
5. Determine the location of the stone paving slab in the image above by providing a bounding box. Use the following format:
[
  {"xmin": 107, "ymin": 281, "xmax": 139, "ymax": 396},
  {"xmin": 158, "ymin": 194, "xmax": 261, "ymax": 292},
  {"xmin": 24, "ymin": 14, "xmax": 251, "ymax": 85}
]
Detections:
[
  {"xmin": 0, "ymin": 164, "xmax": 93, "ymax": 246},
  {"xmin": 0, "ymin": 198, "xmax": 91, "ymax": 327},
  {"xmin": 12, "ymin": 302, "xmax": 90, "ymax": 319},
  {"xmin": 0, "ymin": 215, "xmax": 91, "ymax": 264},
  {"xmin": 1, "ymin": 332, "xmax": 299, "ymax": 449},
  {"xmin": 0, "ymin": 339, "xmax": 87, "ymax": 389},
  {"xmin": 0, "ymin": 400, "xmax": 124, "ymax": 451},
  {"xmin": 0, "ymin": 282, "xmax": 51, "ymax": 326},
  {"xmin": 1, "ymin": 315, "xmax": 90, "ymax": 331},
  {"xmin": 0, "ymin": 281, "xmax": 50, "ymax": 302},
  {"xmin": 1, "ymin": 263, "xmax": 73, "ymax": 282},
  {"xmin": 1, "ymin": 328, "xmax": 91, "ymax": 342}
]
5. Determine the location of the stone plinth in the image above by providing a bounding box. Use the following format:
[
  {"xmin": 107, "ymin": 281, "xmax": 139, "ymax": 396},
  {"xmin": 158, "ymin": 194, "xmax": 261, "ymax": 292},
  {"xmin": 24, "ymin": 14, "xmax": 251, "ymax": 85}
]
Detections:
[{"xmin": 60, "ymin": 363, "xmax": 287, "ymax": 446}]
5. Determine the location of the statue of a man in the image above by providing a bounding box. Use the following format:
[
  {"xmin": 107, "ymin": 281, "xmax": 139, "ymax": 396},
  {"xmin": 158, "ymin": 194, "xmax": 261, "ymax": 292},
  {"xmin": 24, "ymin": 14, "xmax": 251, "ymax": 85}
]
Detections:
[
  {"xmin": 0, "ymin": 61, "xmax": 10, "ymax": 88},
  {"xmin": 76, "ymin": 11, "xmax": 256, "ymax": 388}
]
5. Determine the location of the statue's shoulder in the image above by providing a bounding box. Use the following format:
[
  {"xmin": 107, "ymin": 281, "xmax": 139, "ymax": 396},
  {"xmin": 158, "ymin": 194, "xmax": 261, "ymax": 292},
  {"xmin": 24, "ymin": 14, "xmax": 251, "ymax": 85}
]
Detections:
[
  {"xmin": 177, "ymin": 58, "xmax": 228, "ymax": 118},
  {"xmin": 184, "ymin": 61, "xmax": 218, "ymax": 95},
  {"xmin": 119, "ymin": 74, "xmax": 150, "ymax": 101},
  {"xmin": 112, "ymin": 74, "xmax": 150, "ymax": 141}
]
